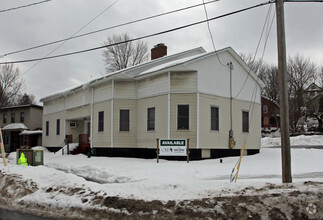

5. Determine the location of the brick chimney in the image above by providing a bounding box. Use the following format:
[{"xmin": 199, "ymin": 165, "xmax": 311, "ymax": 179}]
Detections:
[{"xmin": 151, "ymin": 43, "xmax": 167, "ymax": 60}]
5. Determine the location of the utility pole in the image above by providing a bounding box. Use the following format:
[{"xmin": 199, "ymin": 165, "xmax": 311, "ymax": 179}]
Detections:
[{"xmin": 276, "ymin": 0, "xmax": 292, "ymax": 183}]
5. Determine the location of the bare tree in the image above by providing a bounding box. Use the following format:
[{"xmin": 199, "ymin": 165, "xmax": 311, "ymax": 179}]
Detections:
[
  {"xmin": 0, "ymin": 63, "xmax": 24, "ymax": 107},
  {"xmin": 239, "ymin": 53, "xmax": 265, "ymax": 76},
  {"xmin": 102, "ymin": 33, "xmax": 149, "ymax": 73},
  {"xmin": 260, "ymin": 65, "xmax": 279, "ymax": 102},
  {"xmin": 318, "ymin": 65, "xmax": 323, "ymax": 87},
  {"xmin": 17, "ymin": 93, "xmax": 36, "ymax": 105},
  {"xmin": 240, "ymin": 53, "xmax": 279, "ymax": 102},
  {"xmin": 287, "ymin": 54, "xmax": 316, "ymax": 133}
]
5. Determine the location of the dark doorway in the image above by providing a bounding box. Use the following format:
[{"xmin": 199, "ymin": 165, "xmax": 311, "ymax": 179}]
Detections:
[{"xmin": 10, "ymin": 131, "xmax": 20, "ymax": 152}]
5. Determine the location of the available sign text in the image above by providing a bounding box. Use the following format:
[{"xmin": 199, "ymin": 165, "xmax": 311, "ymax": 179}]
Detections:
[{"xmin": 159, "ymin": 139, "xmax": 187, "ymax": 156}]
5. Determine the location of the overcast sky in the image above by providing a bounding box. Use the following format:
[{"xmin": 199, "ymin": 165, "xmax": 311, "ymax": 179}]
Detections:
[{"xmin": 0, "ymin": 0, "xmax": 322, "ymax": 104}]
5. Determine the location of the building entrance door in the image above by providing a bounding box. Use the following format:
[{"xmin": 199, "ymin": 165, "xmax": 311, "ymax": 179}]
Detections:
[{"xmin": 10, "ymin": 131, "xmax": 20, "ymax": 152}]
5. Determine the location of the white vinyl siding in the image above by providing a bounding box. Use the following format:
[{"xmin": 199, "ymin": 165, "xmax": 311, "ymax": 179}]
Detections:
[
  {"xmin": 42, "ymin": 111, "xmax": 66, "ymax": 147},
  {"xmin": 199, "ymin": 94, "xmax": 229, "ymax": 149},
  {"xmin": 65, "ymin": 105, "xmax": 90, "ymax": 120},
  {"xmin": 171, "ymin": 72, "xmax": 197, "ymax": 93},
  {"xmin": 191, "ymin": 52, "xmax": 261, "ymax": 104},
  {"xmin": 170, "ymin": 94, "xmax": 197, "ymax": 148},
  {"xmin": 93, "ymin": 82, "xmax": 112, "ymax": 103},
  {"xmin": 114, "ymin": 81, "xmax": 136, "ymax": 99},
  {"xmin": 198, "ymin": 94, "xmax": 261, "ymax": 150},
  {"xmin": 92, "ymin": 101, "xmax": 111, "ymax": 147},
  {"xmin": 43, "ymin": 98, "xmax": 65, "ymax": 115},
  {"xmin": 66, "ymin": 90, "xmax": 89, "ymax": 109},
  {"xmin": 137, "ymin": 73, "xmax": 168, "ymax": 99},
  {"xmin": 113, "ymin": 99, "xmax": 136, "ymax": 148},
  {"xmin": 137, "ymin": 95, "xmax": 168, "ymax": 149}
]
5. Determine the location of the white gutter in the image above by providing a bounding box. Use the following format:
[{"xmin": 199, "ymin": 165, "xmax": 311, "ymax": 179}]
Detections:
[
  {"xmin": 111, "ymin": 80, "xmax": 114, "ymax": 148},
  {"xmin": 168, "ymin": 72, "xmax": 171, "ymax": 139},
  {"xmin": 90, "ymin": 88, "xmax": 94, "ymax": 148},
  {"xmin": 197, "ymin": 93, "xmax": 200, "ymax": 149}
]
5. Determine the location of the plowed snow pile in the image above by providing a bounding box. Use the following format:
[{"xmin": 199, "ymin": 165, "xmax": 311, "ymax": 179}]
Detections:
[{"xmin": 0, "ymin": 136, "xmax": 322, "ymax": 219}]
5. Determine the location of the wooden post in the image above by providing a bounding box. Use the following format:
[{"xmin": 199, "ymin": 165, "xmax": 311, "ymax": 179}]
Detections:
[
  {"xmin": 156, "ymin": 138, "xmax": 159, "ymax": 163},
  {"xmin": 276, "ymin": 0, "xmax": 292, "ymax": 183},
  {"xmin": 234, "ymin": 137, "xmax": 246, "ymax": 183},
  {"xmin": 187, "ymin": 139, "xmax": 190, "ymax": 163},
  {"xmin": 0, "ymin": 129, "xmax": 7, "ymax": 166}
]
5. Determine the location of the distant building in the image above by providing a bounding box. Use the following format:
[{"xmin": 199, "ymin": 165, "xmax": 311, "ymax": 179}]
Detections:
[
  {"xmin": 261, "ymin": 96, "xmax": 280, "ymax": 129},
  {"xmin": 0, "ymin": 104, "xmax": 43, "ymax": 152},
  {"xmin": 304, "ymin": 83, "xmax": 323, "ymax": 116},
  {"xmin": 304, "ymin": 83, "xmax": 322, "ymax": 101},
  {"xmin": 40, "ymin": 46, "xmax": 263, "ymax": 159}
]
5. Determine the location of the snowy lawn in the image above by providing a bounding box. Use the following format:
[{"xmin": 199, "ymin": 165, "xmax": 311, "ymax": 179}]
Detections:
[
  {"xmin": 0, "ymin": 135, "xmax": 322, "ymax": 220},
  {"xmin": 1, "ymin": 135, "xmax": 322, "ymax": 204}
]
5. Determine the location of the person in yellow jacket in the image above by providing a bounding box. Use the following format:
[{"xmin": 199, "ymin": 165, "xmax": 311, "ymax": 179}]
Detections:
[{"xmin": 18, "ymin": 152, "xmax": 28, "ymax": 166}]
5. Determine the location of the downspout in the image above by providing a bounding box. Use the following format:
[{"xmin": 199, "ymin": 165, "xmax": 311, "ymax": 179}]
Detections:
[
  {"xmin": 228, "ymin": 62, "xmax": 235, "ymax": 148},
  {"xmin": 168, "ymin": 72, "xmax": 171, "ymax": 139},
  {"xmin": 63, "ymin": 95, "xmax": 66, "ymax": 142},
  {"xmin": 197, "ymin": 75, "xmax": 200, "ymax": 149},
  {"xmin": 90, "ymin": 87, "xmax": 94, "ymax": 148},
  {"xmin": 111, "ymin": 80, "xmax": 114, "ymax": 148}
]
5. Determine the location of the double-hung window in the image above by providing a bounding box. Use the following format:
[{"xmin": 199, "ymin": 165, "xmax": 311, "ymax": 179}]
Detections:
[
  {"xmin": 11, "ymin": 113, "xmax": 15, "ymax": 123},
  {"xmin": 177, "ymin": 105, "xmax": 189, "ymax": 130},
  {"xmin": 56, "ymin": 119, "xmax": 60, "ymax": 135},
  {"xmin": 20, "ymin": 112, "xmax": 25, "ymax": 123},
  {"xmin": 120, "ymin": 109, "xmax": 130, "ymax": 131},
  {"xmin": 98, "ymin": 111, "xmax": 104, "ymax": 132},
  {"xmin": 3, "ymin": 114, "xmax": 6, "ymax": 123},
  {"xmin": 242, "ymin": 111, "xmax": 249, "ymax": 133},
  {"xmin": 147, "ymin": 107, "xmax": 155, "ymax": 131},
  {"xmin": 211, "ymin": 106, "xmax": 219, "ymax": 131},
  {"xmin": 46, "ymin": 121, "xmax": 49, "ymax": 136}
]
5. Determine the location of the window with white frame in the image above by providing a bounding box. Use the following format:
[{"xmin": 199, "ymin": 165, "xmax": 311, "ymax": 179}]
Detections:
[
  {"xmin": 120, "ymin": 109, "xmax": 130, "ymax": 131},
  {"xmin": 177, "ymin": 105, "xmax": 189, "ymax": 130},
  {"xmin": 211, "ymin": 106, "xmax": 219, "ymax": 131},
  {"xmin": 147, "ymin": 107, "xmax": 155, "ymax": 131},
  {"xmin": 242, "ymin": 111, "xmax": 249, "ymax": 133},
  {"xmin": 98, "ymin": 111, "xmax": 104, "ymax": 132}
]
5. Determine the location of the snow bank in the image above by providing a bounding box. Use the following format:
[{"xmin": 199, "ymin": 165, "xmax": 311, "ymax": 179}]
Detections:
[
  {"xmin": 262, "ymin": 135, "xmax": 323, "ymax": 147},
  {"xmin": 0, "ymin": 135, "xmax": 322, "ymax": 213}
]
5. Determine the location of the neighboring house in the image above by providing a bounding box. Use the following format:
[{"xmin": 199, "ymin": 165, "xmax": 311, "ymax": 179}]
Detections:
[
  {"xmin": 261, "ymin": 96, "xmax": 280, "ymax": 129},
  {"xmin": 0, "ymin": 104, "xmax": 43, "ymax": 152},
  {"xmin": 304, "ymin": 83, "xmax": 322, "ymax": 102},
  {"xmin": 40, "ymin": 45, "xmax": 262, "ymax": 159}
]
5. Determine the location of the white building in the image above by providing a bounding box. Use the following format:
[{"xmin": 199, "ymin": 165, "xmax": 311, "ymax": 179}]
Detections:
[{"xmin": 40, "ymin": 46, "xmax": 262, "ymax": 159}]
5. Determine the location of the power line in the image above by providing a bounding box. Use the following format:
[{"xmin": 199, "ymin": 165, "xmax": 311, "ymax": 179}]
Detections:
[
  {"xmin": 230, "ymin": 4, "xmax": 276, "ymax": 180},
  {"xmin": 22, "ymin": 0, "xmax": 121, "ymax": 75},
  {"xmin": 0, "ymin": 1, "xmax": 273, "ymax": 65},
  {"xmin": 203, "ymin": 0, "xmax": 227, "ymax": 67},
  {"xmin": 0, "ymin": 0, "xmax": 52, "ymax": 13},
  {"xmin": 1, "ymin": 1, "xmax": 217, "ymax": 58},
  {"xmin": 234, "ymin": 3, "xmax": 275, "ymax": 98}
]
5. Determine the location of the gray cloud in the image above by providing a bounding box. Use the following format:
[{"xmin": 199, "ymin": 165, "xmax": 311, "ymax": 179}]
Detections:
[{"xmin": 0, "ymin": 0, "xmax": 322, "ymax": 104}]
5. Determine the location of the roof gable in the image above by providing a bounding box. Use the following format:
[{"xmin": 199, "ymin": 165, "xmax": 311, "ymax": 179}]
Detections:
[{"xmin": 41, "ymin": 47, "xmax": 206, "ymax": 102}]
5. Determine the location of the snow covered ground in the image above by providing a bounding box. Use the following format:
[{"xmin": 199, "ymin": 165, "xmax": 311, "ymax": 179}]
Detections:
[{"xmin": 0, "ymin": 135, "xmax": 322, "ymax": 219}]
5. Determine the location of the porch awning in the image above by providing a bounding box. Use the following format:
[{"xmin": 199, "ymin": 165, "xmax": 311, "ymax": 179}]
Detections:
[
  {"xmin": 1, "ymin": 123, "xmax": 28, "ymax": 131},
  {"xmin": 19, "ymin": 130, "xmax": 42, "ymax": 136}
]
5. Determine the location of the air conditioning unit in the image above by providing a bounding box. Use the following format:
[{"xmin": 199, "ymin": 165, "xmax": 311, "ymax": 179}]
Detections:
[{"xmin": 69, "ymin": 122, "xmax": 77, "ymax": 128}]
